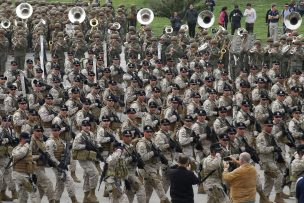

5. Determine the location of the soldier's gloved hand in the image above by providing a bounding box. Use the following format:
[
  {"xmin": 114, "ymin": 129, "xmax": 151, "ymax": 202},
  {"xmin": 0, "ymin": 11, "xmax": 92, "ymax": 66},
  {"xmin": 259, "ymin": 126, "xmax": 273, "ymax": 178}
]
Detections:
[
  {"xmin": 274, "ymin": 146, "xmax": 282, "ymax": 153},
  {"xmin": 131, "ymin": 154, "xmax": 137, "ymax": 162},
  {"xmin": 58, "ymin": 162, "xmax": 68, "ymax": 170},
  {"xmin": 31, "ymin": 174, "xmax": 37, "ymax": 184},
  {"xmin": 38, "ymin": 99, "xmax": 45, "ymax": 106},
  {"xmin": 12, "ymin": 137, "xmax": 19, "ymax": 146},
  {"xmin": 152, "ymin": 149, "xmax": 159, "ymax": 157},
  {"xmin": 52, "ymin": 112, "xmax": 58, "ymax": 117},
  {"xmin": 108, "ymin": 136, "xmax": 115, "ymax": 143},
  {"xmin": 65, "ymin": 126, "xmax": 70, "ymax": 132}
]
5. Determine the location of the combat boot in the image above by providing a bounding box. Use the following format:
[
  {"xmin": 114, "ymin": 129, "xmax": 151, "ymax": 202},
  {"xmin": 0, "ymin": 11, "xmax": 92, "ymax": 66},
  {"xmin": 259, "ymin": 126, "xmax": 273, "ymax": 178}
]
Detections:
[
  {"xmin": 11, "ymin": 190, "xmax": 18, "ymax": 199},
  {"xmin": 274, "ymin": 193, "xmax": 286, "ymax": 203},
  {"xmin": 83, "ymin": 191, "xmax": 90, "ymax": 203},
  {"xmin": 70, "ymin": 195, "xmax": 79, "ymax": 203},
  {"xmin": 160, "ymin": 198, "xmax": 171, "ymax": 203},
  {"xmin": 197, "ymin": 184, "xmax": 206, "ymax": 194},
  {"xmin": 87, "ymin": 188, "xmax": 98, "ymax": 203},
  {"xmin": 71, "ymin": 171, "xmax": 81, "ymax": 183},
  {"xmin": 0, "ymin": 191, "xmax": 3, "ymax": 203},
  {"xmin": 0, "ymin": 190, "xmax": 12, "ymax": 201},
  {"xmin": 258, "ymin": 191, "xmax": 273, "ymax": 203},
  {"xmin": 54, "ymin": 200, "xmax": 60, "ymax": 203}
]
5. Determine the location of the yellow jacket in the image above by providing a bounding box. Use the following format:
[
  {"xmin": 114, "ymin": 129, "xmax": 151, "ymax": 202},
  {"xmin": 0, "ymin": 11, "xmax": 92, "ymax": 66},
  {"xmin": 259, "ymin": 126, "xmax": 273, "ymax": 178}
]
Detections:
[{"xmin": 223, "ymin": 163, "xmax": 257, "ymax": 203}]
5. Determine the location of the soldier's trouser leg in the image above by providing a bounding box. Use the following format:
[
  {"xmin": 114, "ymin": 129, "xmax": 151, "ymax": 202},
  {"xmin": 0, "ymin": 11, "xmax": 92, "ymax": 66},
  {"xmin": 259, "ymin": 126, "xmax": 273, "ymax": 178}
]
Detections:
[
  {"xmin": 2, "ymin": 159, "xmax": 16, "ymax": 191},
  {"xmin": 0, "ymin": 56, "xmax": 6, "ymax": 75},
  {"xmin": 78, "ymin": 160, "xmax": 98, "ymax": 192},
  {"xmin": 126, "ymin": 174, "xmax": 146, "ymax": 203},
  {"xmin": 263, "ymin": 162, "xmax": 283, "ymax": 196},
  {"xmin": 12, "ymin": 171, "xmax": 40, "ymax": 203},
  {"xmin": 53, "ymin": 168, "xmax": 76, "ymax": 200},
  {"xmin": 256, "ymin": 173, "xmax": 263, "ymax": 193},
  {"xmin": 206, "ymin": 186, "xmax": 230, "ymax": 203},
  {"xmin": 161, "ymin": 166, "xmax": 170, "ymax": 193},
  {"xmin": 150, "ymin": 172, "xmax": 167, "ymax": 201},
  {"xmin": 35, "ymin": 167, "xmax": 54, "ymax": 201},
  {"xmin": 69, "ymin": 156, "xmax": 77, "ymax": 172}
]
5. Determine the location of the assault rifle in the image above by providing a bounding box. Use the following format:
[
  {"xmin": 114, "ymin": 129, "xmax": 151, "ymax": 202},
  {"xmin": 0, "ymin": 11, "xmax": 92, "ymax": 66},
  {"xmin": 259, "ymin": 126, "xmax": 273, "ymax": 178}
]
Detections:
[
  {"xmin": 246, "ymin": 112, "xmax": 262, "ymax": 133},
  {"xmin": 240, "ymin": 137, "xmax": 260, "ymax": 164},
  {"xmin": 98, "ymin": 162, "xmax": 108, "ymax": 191},
  {"xmin": 270, "ymin": 135, "xmax": 285, "ymax": 164},
  {"xmin": 151, "ymin": 142, "xmax": 169, "ymax": 165},
  {"xmin": 281, "ymin": 123, "xmax": 296, "ymax": 148},
  {"xmin": 82, "ymin": 135, "xmax": 104, "ymax": 162},
  {"xmin": 168, "ymin": 137, "xmax": 183, "ymax": 153},
  {"xmin": 191, "ymin": 131, "xmax": 203, "ymax": 151}
]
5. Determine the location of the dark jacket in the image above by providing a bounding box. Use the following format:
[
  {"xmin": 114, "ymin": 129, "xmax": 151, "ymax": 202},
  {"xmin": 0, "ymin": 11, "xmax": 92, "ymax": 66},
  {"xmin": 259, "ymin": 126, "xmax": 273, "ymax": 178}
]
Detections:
[
  {"xmin": 229, "ymin": 9, "xmax": 243, "ymax": 25},
  {"xmin": 170, "ymin": 16, "xmax": 182, "ymax": 31},
  {"xmin": 296, "ymin": 177, "xmax": 304, "ymax": 203},
  {"xmin": 169, "ymin": 166, "xmax": 200, "ymax": 203},
  {"xmin": 185, "ymin": 9, "xmax": 198, "ymax": 24}
]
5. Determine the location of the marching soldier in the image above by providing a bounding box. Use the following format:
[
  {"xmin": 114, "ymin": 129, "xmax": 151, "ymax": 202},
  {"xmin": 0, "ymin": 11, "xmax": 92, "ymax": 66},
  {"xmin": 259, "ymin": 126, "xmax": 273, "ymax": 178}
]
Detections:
[
  {"xmin": 21, "ymin": 109, "xmax": 41, "ymax": 134},
  {"xmin": 12, "ymin": 97, "xmax": 29, "ymax": 136},
  {"xmin": 72, "ymin": 120, "xmax": 99, "ymax": 203},
  {"xmin": 4, "ymin": 84, "xmax": 18, "ymax": 115},
  {"xmin": 11, "ymin": 132, "xmax": 40, "ymax": 203},
  {"xmin": 213, "ymin": 107, "xmax": 232, "ymax": 135},
  {"xmin": 290, "ymin": 144, "xmax": 304, "ymax": 197},
  {"xmin": 45, "ymin": 124, "xmax": 79, "ymax": 203},
  {"xmin": 142, "ymin": 102, "xmax": 160, "ymax": 131},
  {"xmin": 254, "ymin": 94, "xmax": 272, "ymax": 128},
  {"xmin": 136, "ymin": 125, "xmax": 170, "ymax": 203},
  {"xmin": 270, "ymin": 74, "xmax": 287, "ymax": 100},
  {"xmin": 0, "ymin": 115, "xmax": 18, "ymax": 201},
  {"xmin": 121, "ymin": 108, "xmax": 141, "ymax": 138},
  {"xmin": 288, "ymin": 108, "xmax": 304, "ymax": 145},
  {"xmin": 235, "ymin": 100, "xmax": 256, "ymax": 133},
  {"xmin": 38, "ymin": 94, "xmax": 58, "ymax": 137},
  {"xmin": 201, "ymin": 143, "xmax": 230, "ymax": 203},
  {"xmin": 0, "ymin": 29, "xmax": 9, "ymax": 74},
  {"xmin": 30, "ymin": 124, "xmax": 55, "ymax": 202},
  {"xmin": 256, "ymin": 119, "xmax": 286, "ymax": 203},
  {"xmin": 203, "ymin": 88, "xmax": 219, "ymax": 126},
  {"xmin": 186, "ymin": 92, "xmax": 203, "ymax": 119},
  {"xmin": 12, "ymin": 30, "xmax": 28, "ymax": 69},
  {"xmin": 121, "ymin": 130, "xmax": 146, "ymax": 203},
  {"xmin": 271, "ymin": 90, "xmax": 288, "ymax": 115}
]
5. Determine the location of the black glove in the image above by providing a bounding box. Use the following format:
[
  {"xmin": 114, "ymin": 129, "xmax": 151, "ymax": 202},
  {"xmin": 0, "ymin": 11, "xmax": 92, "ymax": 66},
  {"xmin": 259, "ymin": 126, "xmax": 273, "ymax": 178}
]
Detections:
[
  {"xmin": 274, "ymin": 146, "xmax": 282, "ymax": 153},
  {"xmin": 31, "ymin": 174, "xmax": 37, "ymax": 184},
  {"xmin": 39, "ymin": 153, "xmax": 46, "ymax": 160},
  {"xmin": 65, "ymin": 126, "xmax": 70, "ymax": 132},
  {"xmin": 38, "ymin": 99, "xmax": 45, "ymax": 106},
  {"xmin": 108, "ymin": 136, "xmax": 115, "ymax": 143},
  {"xmin": 131, "ymin": 154, "xmax": 137, "ymax": 162},
  {"xmin": 125, "ymin": 179, "xmax": 131, "ymax": 191},
  {"xmin": 52, "ymin": 112, "xmax": 58, "ymax": 117},
  {"xmin": 11, "ymin": 137, "xmax": 19, "ymax": 146},
  {"xmin": 58, "ymin": 162, "xmax": 68, "ymax": 170},
  {"xmin": 77, "ymin": 103, "xmax": 82, "ymax": 110},
  {"xmin": 152, "ymin": 148, "xmax": 159, "ymax": 157},
  {"xmin": 96, "ymin": 153, "xmax": 104, "ymax": 161}
]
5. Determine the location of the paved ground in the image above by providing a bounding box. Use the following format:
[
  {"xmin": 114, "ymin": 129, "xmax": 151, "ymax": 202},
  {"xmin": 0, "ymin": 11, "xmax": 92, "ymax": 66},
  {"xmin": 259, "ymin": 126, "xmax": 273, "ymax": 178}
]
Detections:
[{"xmin": 3, "ymin": 52, "xmax": 298, "ymax": 203}]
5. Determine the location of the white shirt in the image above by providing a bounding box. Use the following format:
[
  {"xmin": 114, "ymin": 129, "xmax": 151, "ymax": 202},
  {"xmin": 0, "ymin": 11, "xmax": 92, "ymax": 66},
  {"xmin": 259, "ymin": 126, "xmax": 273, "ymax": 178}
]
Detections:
[{"xmin": 243, "ymin": 8, "xmax": 257, "ymax": 23}]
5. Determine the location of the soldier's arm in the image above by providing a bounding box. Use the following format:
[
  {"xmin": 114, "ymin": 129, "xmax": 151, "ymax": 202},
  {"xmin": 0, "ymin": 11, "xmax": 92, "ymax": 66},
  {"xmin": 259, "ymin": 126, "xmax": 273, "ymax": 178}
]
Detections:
[
  {"xmin": 289, "ymin": 121, "xmax": 302, "ymax": 139},
  {"xmin": 4, "ymin": 98, "xmax": 16, "ymax": 113},
  {"xmin": 154, "ymin": 134, "xmax": 170, "ymax": 151},
  {"xmin": 213, "ymin": 120, "xmax": 228, "ymax": 135},
  {"xmin": 45, "ymin": 139, "xmax": 60, "ymax": 165},
  {"xmin": 72, "ymin": 134, "xmax": 86, "ymax": 150},
  {"xmin": 256, "ymin": 135, "xmax": 274, "ymax": 154},
  {"xmin": 13, "ymin": 112, "xmax": 27, "ymax": 126},
  {"xmin": 136, "ymin": 141, "xmax": 154, "ymax": 161},
  {"xmin": 178, "ymin": 129, "xmax": 193, "ymax": 146},
  {"xmin": 96, "ymin": 127, "xmax": 111, "ymax": 143},
  {"xmin": 192, "ymin": 124, "xmax": 207, "ymax": 140},
  {"xmin": 38, "ymin": 108, "xmax": 55, "ymax": 122},
  {"xmin": 12, "ymin": 144, "xmax": 30, "ymax": 160}
]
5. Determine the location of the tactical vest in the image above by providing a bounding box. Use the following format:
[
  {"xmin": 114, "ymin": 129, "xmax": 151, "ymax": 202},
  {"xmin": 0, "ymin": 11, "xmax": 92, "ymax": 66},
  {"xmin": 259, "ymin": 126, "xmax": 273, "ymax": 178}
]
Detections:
[
  {"xmin": 53, "ymin": 138, "xmax": 65, "ymax": 161},
  {"xmin": 13, "ymin": 147, "xmax": 35, "ymax": 173}
]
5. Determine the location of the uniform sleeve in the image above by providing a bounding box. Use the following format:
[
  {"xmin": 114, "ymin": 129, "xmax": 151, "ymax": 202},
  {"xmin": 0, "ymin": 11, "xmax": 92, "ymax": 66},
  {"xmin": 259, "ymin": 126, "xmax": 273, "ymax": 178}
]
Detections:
[
  {"xmin": 12, "ymin": 144, "xmax": 30, "ymax": 161},
  {"xmin": 72, "ymin": 134, "xmax": 86, "ymax": 150},
  {"xmin": 4, "ymin": 97, "xmax": 16, "ymax": 113},
  {"xmin": 13, "ymin": 111, "xmax": 27, "ymax": 126},
  {"xmin": 178, "ymin": 128, "xmax": 193, "ymax": 146},
  {"xmin": 154, "ymin": 133, "xmax": 170, "ymax": 151},
  {"xmin": 256, "ymin": 134, "xmax": 274, "ymax": 154},
  {"xmin": 38, "ymin": 107, "xmax": 55, "ymax": 122},
  {"xmin": 136, "ymin": 141, "xmax": 154, "ymax": 161},
  {"xmin": 45, "ymin": 139, "xmax": 60, "ymax": 165}
]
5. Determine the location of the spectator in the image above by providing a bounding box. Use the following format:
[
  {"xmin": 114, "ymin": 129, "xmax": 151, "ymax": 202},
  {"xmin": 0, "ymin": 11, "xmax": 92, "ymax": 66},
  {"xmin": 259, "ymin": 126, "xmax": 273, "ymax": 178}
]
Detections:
[
  {"xmin": 222, "ymin": 152, "xmax": 257, "ymax": 203},
  {"xmin": 229, "ymin": 5, "xmax": 243, "ymax": 35},
  {"xmin": 219, "ymin": 7, "xmax": 229, "ymax": 30},
  {"xmin": 184, "ymin": 4, "xmax": 198, "ymax": 38},
  {"xmin": 170, "ymin": 12, "xmax": 182, "ymax": 35},
  {"xmin": 265, "ymin": 7, "xmax": 272, "ymax": 37},
  {"xmin": 205, "ymin": 0, "xmax": 216, "ymax": 12},
  {"xmin": 268, "ymin": 4, "xmax": 280, "ymax": 41},
  {"xmin": 289, "ymin": 0, "xmax": 297, "ymax": 11},
  {"xmin": 243, "ymin": 3, "xmax": 257, "ymax": 33},
  {"xmin": 281, "ymin": 3, "xmax": 292, "ymax": 33},
  {"xmin": 297, "ymin": 0, "xmax": 304, "ymax": 16},
  {"xmin": 169, "ymin": 154, "xmax": 199, "ymax": 203},
  {"xmin": 296, "ymin": 177, "xmax": 304, "ymax": 202}
]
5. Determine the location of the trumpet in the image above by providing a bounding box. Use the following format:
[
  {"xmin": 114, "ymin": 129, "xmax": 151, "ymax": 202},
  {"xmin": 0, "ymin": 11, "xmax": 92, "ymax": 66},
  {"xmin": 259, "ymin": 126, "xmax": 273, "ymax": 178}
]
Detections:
[{"xmin": 90, "ymin": 18, "xmax": 98, "ymax": 28}]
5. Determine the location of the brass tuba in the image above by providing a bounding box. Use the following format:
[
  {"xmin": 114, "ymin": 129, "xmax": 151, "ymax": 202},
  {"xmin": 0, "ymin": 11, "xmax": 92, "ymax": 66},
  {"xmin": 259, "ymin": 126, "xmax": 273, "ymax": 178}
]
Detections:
[
  {"xmin": 237, "ymin": 28, "xmax": 247, "ymax": 37},
  {"xmin": 165, "ymin": 26, "xmax": 173, "ymax": 34},
  {"xmin": 0, "ymin": 19, "xmax": 11, "ymax": 29},
  {"xmin": 137, "ymin": 8, "xmax": 154, "ymax": 25},
  {"xmin": 284, "ymin": 12, "xmax": 302, "ymax": 30},
  {"xmin": 16, "ymin": 3, "xmax": 33, "ymax": 19},
  {"xmin": 197, "ymin": 10, "xmax": 215, "ymax": 29},
  {"xmin": 180, "ymin": 24, "xmax": 189, "ymax": 32},
  {"xmin": 68, "ymin": 7, "xmax": 86, "ymax": 24},
  {"xmin": 113, "ymin": 22, "xmax": 121, "ymax": 30}
]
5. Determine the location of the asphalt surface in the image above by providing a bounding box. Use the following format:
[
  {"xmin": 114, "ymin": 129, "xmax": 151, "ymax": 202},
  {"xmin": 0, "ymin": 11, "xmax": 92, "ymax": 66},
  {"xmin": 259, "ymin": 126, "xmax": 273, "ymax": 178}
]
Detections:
[{"xmin": 3, "ymin": 51, "xmax": 298, "ymax": 203}]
